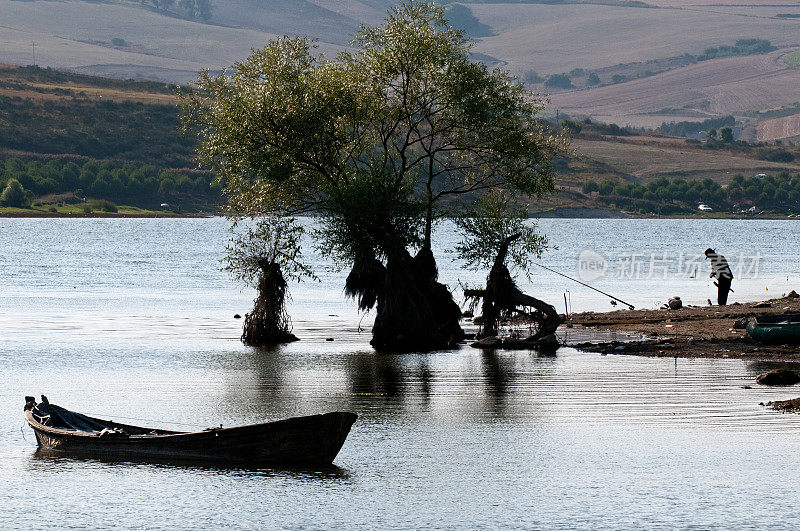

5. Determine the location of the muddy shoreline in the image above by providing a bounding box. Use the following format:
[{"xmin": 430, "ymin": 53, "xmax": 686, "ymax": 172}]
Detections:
[{"xmin": 563, "ymin": 296, "xmax": 800, "ymax": 360}]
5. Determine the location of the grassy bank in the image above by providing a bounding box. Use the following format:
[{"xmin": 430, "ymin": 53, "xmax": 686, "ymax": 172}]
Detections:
[{"xmin": 0, "ymin": 204, "xmax": 185, "ymax": 217}]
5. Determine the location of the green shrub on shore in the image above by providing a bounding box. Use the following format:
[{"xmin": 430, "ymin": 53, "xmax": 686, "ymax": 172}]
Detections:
[
  {"xmin": 0, "ymin": 178, "xmax": 31, "ymax": 208},
  {"xmin": 90, "ymin": 199, "xmax": 118, "ymax": 213}
]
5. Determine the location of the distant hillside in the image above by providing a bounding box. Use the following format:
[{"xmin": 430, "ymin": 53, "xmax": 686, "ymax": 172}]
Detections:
[
  {"xmin": 548, "ymin": 50, "xmax": 800, "ymax": 129},
  {"xmin": 0, "ymin": 65, "xmax": 219, "ymax": 212},
  {"xmin": 543, "ymin": 119, "xmax": 800, "ymax": 214},
  {"xmin": 3, "ymin": 0, "xmax": 800, "ymax": 138},
  {"xmin": 3, "ymin": 64, "xmax": 800, "ymax": 216},
  {"xmin": 0, "ymin": 64, "xmax": 191, "ymax": 166}
]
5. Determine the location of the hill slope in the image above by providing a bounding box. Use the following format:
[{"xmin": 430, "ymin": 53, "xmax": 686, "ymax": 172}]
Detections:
[
  {"xmin": 3, "ymin": 0, "xmax": 800, "ymax": 137},
  {"xmin": 2, "ymin": 64, "xmax": 800, "ymax": 216}
]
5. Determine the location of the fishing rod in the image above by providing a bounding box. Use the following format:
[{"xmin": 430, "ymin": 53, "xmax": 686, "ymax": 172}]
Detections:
[{"xmin": 532, "ymin": 262, "xmax": 636, "ymax": 310}]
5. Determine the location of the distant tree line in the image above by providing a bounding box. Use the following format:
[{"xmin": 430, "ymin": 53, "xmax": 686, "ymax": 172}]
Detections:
[
  {"xmin": 581, "ymin": 173, "xmax": 800, "ymax": 213},
  {"xmin": 141, "ymin": 0, "xmax": 212, "ymax": 21},
  {"xmin": 696, "ymin": 39, "xmax": 775, "ymax": 61},
  {"xmin": 527, "ymin": 39, "xmax": 774, "ymax": 90},
  {"xmin": 660, "ymin": 116, "xmax": 735, "ymax": 138},
  {"xmin": 564, "ymin": 118, "xmax": 636, "ymax": 137},
  {"xmin": 0, "ymin": 157, "xmax": 221, "ymax": 208}
]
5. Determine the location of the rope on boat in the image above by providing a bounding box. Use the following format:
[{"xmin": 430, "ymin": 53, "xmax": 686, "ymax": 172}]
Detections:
[
  {"xmin": 532, "ymin": 262, "xmax": 635, "ymax": 310},
  {"xmin": 78, "ymin": 412, "xmax": 210, "ymax": 429},
  {"xmin": 20, "ymin": 418, "xmax": 35, "ymax": 446}
]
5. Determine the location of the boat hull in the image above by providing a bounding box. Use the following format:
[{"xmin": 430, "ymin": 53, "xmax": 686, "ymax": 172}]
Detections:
[
  {"xmin": 26, "ymin": 408, "xmax": 357, "ymax": 466},
  {"xmin": 746, "ymin": 314, "xmax": 800, "ymax": 345}
]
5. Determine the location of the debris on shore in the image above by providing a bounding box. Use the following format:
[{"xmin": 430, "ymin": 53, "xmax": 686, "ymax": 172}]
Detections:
[
  {"xmin": 471, "ymin": 333, "xmax": 559, "ymax": 350},
  {"xmin": 765, "ymin": 397, "xmax": 800, "ymax": 414},
  {"xmin": 667, "ymin": 296, "xmax": 682, "ymax": 310},
  {"xmin": 566, "ymin": 295, "xmax": 800, "ymax": 360}
]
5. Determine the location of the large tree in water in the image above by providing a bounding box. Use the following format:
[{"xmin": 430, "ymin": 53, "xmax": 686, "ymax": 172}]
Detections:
[{"xmin": 181, "ymin": 1, "xmax": 564, "ymax": 351}]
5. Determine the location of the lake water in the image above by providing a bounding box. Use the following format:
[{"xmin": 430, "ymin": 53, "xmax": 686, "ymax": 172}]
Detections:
[{"xmin": 2, "ymin": 218, "xmax": 800, "ymax": 528}]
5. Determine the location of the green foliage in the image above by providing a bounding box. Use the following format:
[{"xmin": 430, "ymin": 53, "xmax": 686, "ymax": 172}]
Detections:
[
  {"xmin": 757, "ymin": 147, "xmax": 795, "ymax": 162},
  {"xmin": 561, "ymin": 119, "xmax": 582, "ymax": 136},
  {"xmin": 443, "ymin": 3, "xmax": 492, "ymax": 38},
  {"xmin": 585, "ymin": 121, "xmax": 632, "ymax": 136},
  {"xmin": 177, "ymin": 0, "xmax": 212, "ymax": 21},
  {"xmin": 598, "ymin": 180, "xmax": 615, "ymax": 195},
  {"xmin": 611, "ymin": 73, "xmax": 627, "ymax": 84},
  {"xmin": 718, "ymin": 126, "xmax": 734, "ymax": 143},
  {"xmin": 524, "ymin": 70, "xmax": 543, "ymax": 84},
  {"xmin": 581, "ymin": 180, "xmax": 599, "ymax": 194},
  {"xmin": 0, "ymin": 178, "xmax": 31, "ymax": 208},
  {"xmin": 314, "ymin": 166, "xmax": 425, "ymax": 268},
  {"xmin": 582, "ymin": 172, "xmax": 800, "ymax": 212},
  {"xmin": 783, "ymin": 49, "xmax": 800, "ymax": 68},
  {"xmin": 0, "ymin": 156, "xmax": 219, "ymax": 208},
  {"xmin": 182, "ymin": 0, "xmax": 564, "ymax": 264},
  {"xmin": 223, "ymin": 217, "xmax": 315, "ymax": 287},
  {"xmin": 544, "ymin": 73, "xmax": 573, "ymax": 89},
  {"xmin": 660, "ymin": 116, "xmax": 734, "ymax": 138},
  {"xmin": 0, "ymin": 68, "xmax": 192, "ymax": 167},
  {"xmin": 697, "ymin": 39, "xmax": 775, "ymax": 61},
  {"xmin": 91, "ymin": 199, "xmax": 118, "ymax": 212},
  {"xmin": 587, "ymin": 72, "xmax": 600, "ymax": 86},
  {"xmin": 452, "ymin": 190, "xmax": 548, "ymax": 274}
]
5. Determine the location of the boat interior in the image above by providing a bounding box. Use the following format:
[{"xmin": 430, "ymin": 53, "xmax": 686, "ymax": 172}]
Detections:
[{"xmin": 25, "ymin": 396, "xmax": 177, "ymax": 435}]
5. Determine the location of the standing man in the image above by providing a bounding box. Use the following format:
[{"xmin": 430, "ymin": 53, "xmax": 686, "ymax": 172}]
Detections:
[{"xmin": 705, "ymin": 248, "xmax": 733, "ymax": 305}]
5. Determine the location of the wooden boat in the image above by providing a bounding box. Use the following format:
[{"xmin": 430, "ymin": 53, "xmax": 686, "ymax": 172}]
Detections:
[
  {"xmin": 745, "ymin": 314, "xmax": 800, "ymax": 345},
  {"xmin": 24, "ymin": 396, "xmax": 357, "ymax": 466}
]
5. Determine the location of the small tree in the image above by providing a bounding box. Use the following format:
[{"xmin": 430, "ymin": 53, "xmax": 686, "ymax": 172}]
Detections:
[
  {"xmin": 544, "ymin": 73, "xmax": 573, "ymax": 89},
  {"xmin": 524, "ymin": 70, "xmax": 543, "ymax": 84},
  {"xmin": 587, "ymin": 72, "xmax": 600, "ymax": 86},
  {"xmin": 561, "ymin": 119, "xmax": 582, "ymax": 136},
  {"xmin": 223, "ymin": 216, "xmax": 315, "ymax": 345},
  {"xmin": 598, "ymin": 180, "xmax": 615, "ymax": 195},
  {"xmin": 719, "ymin": 126, "xmax": 734, "ymax": 143},
  {"xmin": 456, "ymin": 191, "xmax": 560, "ymax": 340},
  {"xmin": 0, "ymin": 178, "xmax": 31, "ymax": 208},
  {"xmin": 197, "ymin": 0, "xmax": 211, "ymax": 21},
  {"xmin": 582, "ymin": 180, "xmax": 600, "ymax": 194}
]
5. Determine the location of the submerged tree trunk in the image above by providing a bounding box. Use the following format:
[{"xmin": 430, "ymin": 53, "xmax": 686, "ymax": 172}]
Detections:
[
  {"xmin": 347, "ymin": 248, "xmax": 464, "ymax": 352},
  {"xmin": 467, "ymin": 235, "xmax": 561, "ymax": 341},
  {"xmin": 242, "ymin": 261, "xmax": 298, "ymax": 345}
]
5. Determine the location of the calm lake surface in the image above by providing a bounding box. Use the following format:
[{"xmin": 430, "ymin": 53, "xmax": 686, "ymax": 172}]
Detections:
[{"xmin": 2, "ymin": 218, "xmax": 800, "ymax": 528}]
